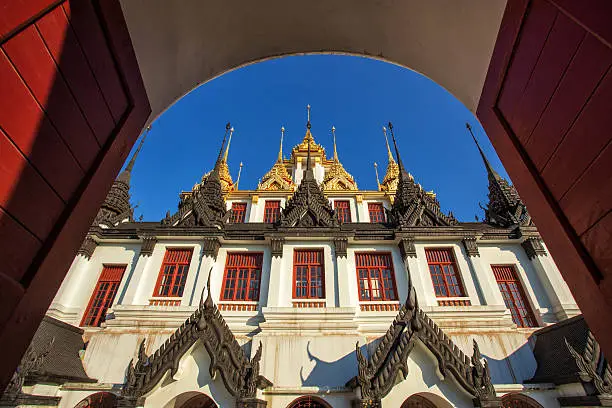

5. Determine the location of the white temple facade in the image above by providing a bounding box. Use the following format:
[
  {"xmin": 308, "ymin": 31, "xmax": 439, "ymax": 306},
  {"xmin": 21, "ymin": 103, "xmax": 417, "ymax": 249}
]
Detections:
[{"xmin": 10, "ymin": 112, "xmax": 611, "ymax": 408}]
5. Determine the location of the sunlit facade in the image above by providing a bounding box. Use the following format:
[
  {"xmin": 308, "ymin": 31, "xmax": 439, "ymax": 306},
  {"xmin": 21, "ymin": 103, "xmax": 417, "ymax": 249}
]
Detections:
[{"xmin": 17, "ymin": 110, "xmax": 609, "ymax": 408}]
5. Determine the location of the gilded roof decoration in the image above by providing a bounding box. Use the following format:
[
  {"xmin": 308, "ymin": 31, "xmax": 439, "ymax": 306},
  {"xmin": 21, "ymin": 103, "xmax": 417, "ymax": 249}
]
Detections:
[
  {"xmin": 322, "ymin": 126, "xmax": 357, "ymax": 191},
  {"xmin": 258, "ymin": 127, "xmax": 296, "ymax": 191}
]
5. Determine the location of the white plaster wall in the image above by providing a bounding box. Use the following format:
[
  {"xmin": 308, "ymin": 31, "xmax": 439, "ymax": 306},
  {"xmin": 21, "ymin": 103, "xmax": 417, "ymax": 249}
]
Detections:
[
  {"xmin": 479, "ymin": 244, "xmax": 552, "ymax": 325},
  {"xmin": 226, "ymin": 198, "xmax": 253, "ymax": 221},
  {"xmin": 143, "ymin": 342, "xmax": 234, "ymax": 408},
  {"xmin": 382, "ymin": 342, "xmax": 472, "ymax": 407},
  {"xmin": 211, "ymin": 244, "xmax": 272, "ymax": 307},
  {"xmin": 329, "ymin": 196, "xmax": 358, "ymax": 223},
  {"xmin": 413, "ymin": 242, "xmax": 480, "ymax": 307},
  {"xmin": 130, "ymin": 240, "xmax": 203, "ymax": 306},
  {"xmin": 249, "ymin": 197, "xmax": 287, "ymax": 222},
  {"xmin": 51, "ymin": 243, "xmax": 140, "ymax": 324},
  {"xmin": 345, "ymin": 244, "xmax": 408, "ymax": 307}
]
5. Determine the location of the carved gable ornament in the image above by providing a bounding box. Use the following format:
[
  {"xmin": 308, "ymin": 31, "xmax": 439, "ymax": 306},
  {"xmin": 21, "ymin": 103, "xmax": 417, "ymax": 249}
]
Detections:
[{"xmin": 122, "ymin": 272, "xmax": 272, "ymax": 406}]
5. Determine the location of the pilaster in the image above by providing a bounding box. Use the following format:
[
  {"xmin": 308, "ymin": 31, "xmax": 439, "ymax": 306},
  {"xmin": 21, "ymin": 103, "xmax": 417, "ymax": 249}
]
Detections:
[
  {"xmin": 473, "ymin": 396, "xmax": 503, "ymax": 407},
  {"xmin": 236, "ymin": 398, "xmax": 267, "ymax": 408},
  {"xmin": 335, "ymin": 238, "xmax": 351, "ymax": 307},
  {"xmin": 267, "ymin": 250, "xmax": 284, "ymax": 307},
  {"xmin": 523, "ymin": 238, "xmax": 579, "ymax": 319},
  {"xmin": 398, "ymin": 238, "xmax": 435, "ymax": 307},
  {"xmin": 353, "ymin": 398, "xmax": 381, "ymax": 408},
  {"xmin": 462, "ymin": 238, "xmax": 505, "ymax": 307}
]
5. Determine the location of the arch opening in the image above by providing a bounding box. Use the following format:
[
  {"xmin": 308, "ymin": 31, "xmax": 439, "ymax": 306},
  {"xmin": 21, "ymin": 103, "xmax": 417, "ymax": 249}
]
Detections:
[
  {"xmin": 501, "ymin": 393, "xmax": 544, "ymax": 408},
  {"xmin": 73, "ymin": 392, "xmax": 118, "ymax": 408},
  {"xmin": 287, "ymin": 395, "xmax": 332, "ymax": 408}
]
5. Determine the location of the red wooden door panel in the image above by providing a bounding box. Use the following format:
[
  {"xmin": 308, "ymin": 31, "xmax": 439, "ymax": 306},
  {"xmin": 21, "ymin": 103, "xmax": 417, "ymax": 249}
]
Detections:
[
  {"xmin": 478, "ymin": 0, "xmax": 612, "ymax": 356},
  {"xmin": 0, "ymin": 0, "xmax": 150, "ymax": 390}
]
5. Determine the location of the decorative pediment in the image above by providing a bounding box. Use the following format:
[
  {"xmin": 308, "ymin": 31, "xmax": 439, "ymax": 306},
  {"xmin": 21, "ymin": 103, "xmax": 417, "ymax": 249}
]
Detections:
[
  {"xmin": 278, "ymin": 166, "xmax": 339, "ymax": 228},
  {"xmin": 122, "ymin": 272, "xmax": 272, "ymax": 405},
  {"xmin": 385, "ymin": 123, "xmax": 458, "ymax": 228},
  {"xmin": 347, "ymin": 240, "xmax": 498, "ymax": 406}
]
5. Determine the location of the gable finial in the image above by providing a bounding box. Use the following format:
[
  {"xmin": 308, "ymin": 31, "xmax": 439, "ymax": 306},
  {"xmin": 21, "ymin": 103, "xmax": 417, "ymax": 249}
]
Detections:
[
  {"xmin": 374, "ymin": 162, "xmax": 381, "ymax": 190},
  {"xmin": 223, "ymin": 125, "xmax": 235, "ymax": 162},
  {"xmin": 332, "ymin": 126, "xmax": 338, "ymax": 161},
  {"xmin": 388, "ymin": 122, "xmax": 407, "ymax": 175},
  {"xmin": 278, "ymin": 126, "xmax": 285, "ymax": 162},
  {"xmin": 236, "ymin": 162, "xmax": 243, "ymax": 190},
  {"xmin": 466, "ymin": 122, "xmax": 497, "ymax": 180},
  {"xmin": 125, "ymin": 125, "xmax": 151, "ymax": 174},
  {"xmin": 306, "ymin": 104, "xmax": 311, "ymax": 129},
  {"xmin": 382, "ymin": 126, "xmax": 395, "ymax": 164}
]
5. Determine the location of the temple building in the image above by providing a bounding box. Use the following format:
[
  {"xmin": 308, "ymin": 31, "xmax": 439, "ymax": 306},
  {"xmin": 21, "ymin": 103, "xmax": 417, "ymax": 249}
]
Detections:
[{"xmin": 5, "ymin": 108, "xmax": 612, "ymax": 408}]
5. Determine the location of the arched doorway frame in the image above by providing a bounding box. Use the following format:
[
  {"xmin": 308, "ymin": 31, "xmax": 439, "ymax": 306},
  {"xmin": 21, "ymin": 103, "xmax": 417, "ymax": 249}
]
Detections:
[
  {"xmin": 399, "ymin": 392, "xmax": 454, "ymax": 408},
  {"xmin": 501, "ymin": 393, "xmax": 545, "ymax": 408},
  {"xmin": 73, "ymin": 392, "xmax": 118, "ymax": 408},
  {"xmin": 286, "ymin": 395, "xmax": 333, "ymax": 408}
]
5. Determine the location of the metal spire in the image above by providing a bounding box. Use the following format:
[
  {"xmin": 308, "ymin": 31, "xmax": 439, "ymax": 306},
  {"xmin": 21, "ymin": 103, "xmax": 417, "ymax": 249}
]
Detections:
[
  {"xmin": 278, "ymin": 126, "xmax": 285, "ymax": 162},
  {"xmin": 466, "ymin": 122, "xmax": 498, "ymax": 180},
  {"xmin": 374, "ymin": 162, "xmax": 381, "ymax": 190},
  {"xmin": 306, "ymin": 131, "xmax": 312, "ymax": 172},
  {"xmin": 388, "ymin": 122, "xmax": 407, "ymax": 175},
  {"xmin": 117, "ymin": 125, "xmax": 150, "ymax": 184},
  {"xmin": 382, "ymin": 126, "xmax": 395, "ymax": 164},
  {"xmin": 306, "ymin": 104, "xmax": 311, "ymax": 129},
  {"xmin": 210, "ymin": 123, "xmax": 231, "ymax": 180},
  {"xmin": 332, "ymin": 126, "xmax": 338, "ymax": 161},
  {"xmin": 223, "ymin": 126, "xmax": 234, "ymax": 162},
  {"xmin": 236, "ymin": 162, "xmax": 243, "ymax": 190}
]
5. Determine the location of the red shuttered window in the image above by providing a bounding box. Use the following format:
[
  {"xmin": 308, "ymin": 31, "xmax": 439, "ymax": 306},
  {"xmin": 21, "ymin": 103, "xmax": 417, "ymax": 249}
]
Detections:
[
  {"xmin": 334, "ymin": 200, "xmax": 352, "ymax": 223},
  {"xmin": 368, "ymin": 202, "xmax": 385, "ymax": 223},
  {"xmin": 293, "ymin": 250, "xmax": 325, "ymax": 299},
  {"xmin": 492, "ymin": 265, "xmax": 537, "ymax": 328},
  {"xmin": 230, "ymin": 202, "xmax": 247, "ymax": 223},
  {"xmin": 356, "ymin": 253, "xmax": 398, "ymax": 301},
  {"xmin": 221, "ymin": 253, "xmax": 263, "ymax": 301},
  {"xmin": 425, "ymin": 248, "xmax": 465, "ymax": 297},
  {"xmin": 263, "ymin": 200, "xmax": 281, "ymax": 223},
  {"xmin": 82, "ymin": 265, "xmax": 126, "ymax": 327},
  {"xmin": 153, "ymin": 248, "xmax": 193, "ymax": 297}
]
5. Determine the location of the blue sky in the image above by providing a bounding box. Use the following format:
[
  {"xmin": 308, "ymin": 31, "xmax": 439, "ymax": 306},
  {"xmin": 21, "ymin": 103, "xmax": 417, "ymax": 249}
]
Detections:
[{"xmin": 126, "ymin": 55, "xmax": 510, "ymax": 222}]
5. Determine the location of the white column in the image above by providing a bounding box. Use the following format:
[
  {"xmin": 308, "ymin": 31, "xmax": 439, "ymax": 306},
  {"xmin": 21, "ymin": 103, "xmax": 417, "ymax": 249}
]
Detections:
[
  {"xmin": 267, "ymin": 254, "xmax": 283, "ymax": 307},
  {"xmin": 191, "ymin": 255, "xmax": 215, "ymax": 306},
  {"xmin": 399, "ymin": 239, "xmax": 436, "ymax": 307},
  {"xmin": 524, "ymin": 239, "xmax": 579, "ymax": 319},
  {"xmin": 53, "ymin": 254, "xmax": 91, "ymax": 307},
  {"xmin": 121, "ymin": 254, "xmax": 153, "ymax": 305},
  {"xmin": 335, "ymin": 244, "xmax": 351, "ymax": 307},
  {"xmin": 466, "ymin": 253, "xmax": 505, "ymax": 306}
]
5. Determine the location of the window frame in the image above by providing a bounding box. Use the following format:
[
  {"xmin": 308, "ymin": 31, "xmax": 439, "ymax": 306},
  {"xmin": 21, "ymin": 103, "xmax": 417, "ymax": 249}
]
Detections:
[
  {"xmin": 229, "ymin": 202, "xmax": 247, "ymax": 223},
  {"xmin": 334, "ymin": 200, "xmax": 352, "ymax": 223},
  {"xmin": 492, "ymin": 264, "xmax": 538, "ymax": 328},
  {"xmin": 152, "ymin": 247, "xmax": 194, "ymax": 298},
  {"xmin": 81, "ymin": 264, "xmax": 126, "ymax": 327},
  {"xmin": 263, "ymin": 200, "xmax": 281, "ymax": 223},
  {"xmin": 355, "ymin": 252, "xmax": 399, "ymax": 302},
  {"xmin": 220, "ymin": 252, "xmax": 264, "ymax": 301},
  {"xmin": 292, "ymin": 249, "xmax": 326, "ymax": 300},
  {"xmin": 367, "ymin": 202, "xmax": 386, "ymax": 223},
  {"xmin": 425, "ymin": 247, "xmax": 466, "ymax": 298}
]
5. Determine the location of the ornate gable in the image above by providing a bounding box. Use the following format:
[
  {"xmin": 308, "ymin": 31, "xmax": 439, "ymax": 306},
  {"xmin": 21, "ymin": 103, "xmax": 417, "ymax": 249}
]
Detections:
[
  {"xmin": 347, "ymin": 242, "xmax": 498, "ymax": 407},
  {"xmin": 278, "ymin": 139, "xmax": 339, "ymax": 228},
  {"xmin": 386, "ymin": 123, "xmax": 458, "ymax": 227},
  {"xmin": 162, "ymin": 125, "xmax": 231, "ymax": 228},
  {"xmin": 258, "ymin": 127, "xmax": 296, "ymax": 191},
  {"xmin": 122, "ymin": 273, "xmax": 272, "ymax": 406},
  {"xmin": 322, "ymin": 127, "xmax": 357, "ymax": 191},
  {"xmin": 466, "ymin": 123, "xmax": 531, "ymax": 228}
]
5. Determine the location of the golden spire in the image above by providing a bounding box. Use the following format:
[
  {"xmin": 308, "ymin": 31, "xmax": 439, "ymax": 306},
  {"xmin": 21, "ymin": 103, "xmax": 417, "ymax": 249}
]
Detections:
[
  {"xmin": 278, "ymin": 126, "xmax": 285, "ymax": 162},
  {"xmin": 374, "ymin": 162, "xmax": 381, "ymax": 190},
  {"xmin": 382, "ymin": 125, "xmax": 396, "ymax": 164},
  {"xmin": 332, "ymin": 125, "xmax": 338, "ymax": 161},
  {"xmin": 236, "ymin": 162, "xmax": 243, "ymax": 190},
  {"xmin": 223, "ymin": 126, "xmax": 234, "ymax": 161},
  {"xmin": 292, "ymin": 105, "xmax": 325, "ymax": 157},
  {"xmin": 380, "ymin": 125, "xmax": 400, "ymax": 192},
  {"xmin": 258, "ymin": 126, "xmax": 295, "ymax": 191},
  {"xmin": 322, "ymin": 126, "xmax": 357, "ymax": 191}
]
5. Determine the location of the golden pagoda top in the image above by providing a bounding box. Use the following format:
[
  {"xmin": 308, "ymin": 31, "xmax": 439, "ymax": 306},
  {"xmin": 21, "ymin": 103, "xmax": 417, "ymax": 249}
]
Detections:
[
  {"xmin": 322, "ymin": 126, "xmax": 357, "ymax": 191},
  {"xmin": 194, "ymin": 127, "xmax": 235, "ymax": 195},
  {"xmin": 258, "ymin": 127, "xmax": 296, "ymax": 191}
]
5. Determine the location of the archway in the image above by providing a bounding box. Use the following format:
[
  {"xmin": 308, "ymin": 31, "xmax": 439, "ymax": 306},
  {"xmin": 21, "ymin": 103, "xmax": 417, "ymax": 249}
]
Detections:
[
  {"xmin": 180, "ymin": 393, "xmax": 217, "ymax": 408},
  {"xmin": 74, "ymin": 392, "xmax": 118, "ymax": 408},
  {"xmin": 287, "ymin": 395, "xmax": 332, "ymax": 408},
  {"xmin": 401, "ymin": 394, "xmax": 437, "ymax": 408},
  {"xmin": 1, "ymin": 0, "xmax": 611, "ymax": 393},
  {"xmin": 501, "ymin": 393, "xmax": 544, "ymax": 408}
]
